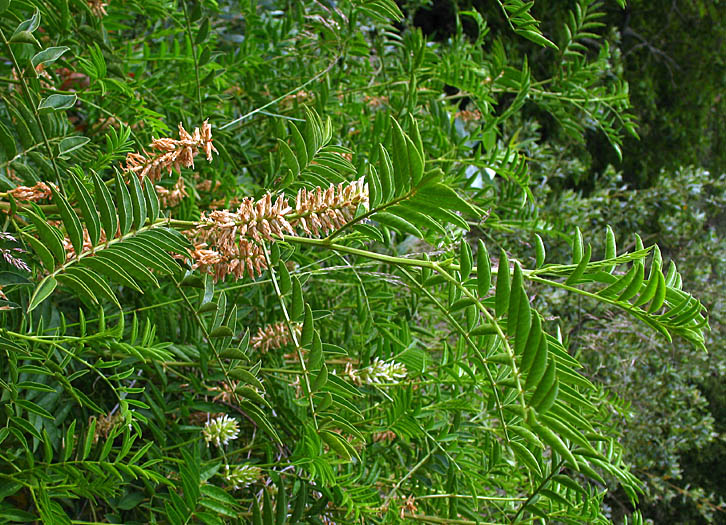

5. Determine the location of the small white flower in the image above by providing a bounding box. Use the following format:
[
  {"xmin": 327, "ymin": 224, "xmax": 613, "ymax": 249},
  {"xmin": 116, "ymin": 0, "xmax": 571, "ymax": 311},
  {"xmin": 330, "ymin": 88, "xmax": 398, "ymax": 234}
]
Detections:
[
  {"xmin": 202, "ymin": 414, "xmax": 240, "ymax": 447},
  {"xmin": 222, "ymin": 463, "xmax": 261, "ymax": 490},
  {"xmin": 356, "ymin": 358, "xmax": 407, "ymax": 385}
]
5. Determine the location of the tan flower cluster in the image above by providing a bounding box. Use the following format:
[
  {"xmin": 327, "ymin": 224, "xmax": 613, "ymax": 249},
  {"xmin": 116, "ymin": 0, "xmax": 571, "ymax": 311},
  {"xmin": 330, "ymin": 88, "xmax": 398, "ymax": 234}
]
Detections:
[
  {"xmin": 8, "ymin": 182, "xmax": 52, "ymax": 202},
  {"xmin": 186, "ymin": 178, "xmax": 368, "ymax": 281},
  {"xmin": 251, "ymin": 321, "xmax": 301, "ymax": 353},
  {"xmin": 10, "ymin": 64, "xmax": 53, "ymax": 91},
  {"xmin": 291, "ymin": 177, "xmax": 368, "ymax": 236},
  {"xmin": 364, "ymin": 95, "xmax": 389, "ymax": 109},
  {"xmin": 156, "ymin": 177, "xmax": 188, "ymax": 208},
  {"xmin": 211, "ymin": 380, "xmax": 239, "ymax": 404},
  {"xmin": 400, "ymin": 495, "xmax": 417, "ymax": 519},
  {"xmin": 280, "ymin": 90, "xmax": 312, "ymax": 108},
  {"xmin": 90, "ymin": 411, "xmax": 122, "ymax": 444},
  {"xmin": 371, "ymin": 430, "xmax": 397, "ymax": 443},
  {"xmin": 455, "ymin": 109, "xmax": 483, "ymax": 122},
  {"xmin": 87, "ymin": 0, "xmax": 108, "ymax": 16},
  {"xmin": 197, "ymin": 193, "xmax": 294, "ymax": 245},
  {"xmin": 124, "ymin": 120, "xmax": 218, "ymax": 182},
  {"xmin": 195, "ymin": 178, "xmax": 221, "ymax": 192},
  {"xmin": 189, "ymin": 239, "xmax": 267, "ymax": 282}
]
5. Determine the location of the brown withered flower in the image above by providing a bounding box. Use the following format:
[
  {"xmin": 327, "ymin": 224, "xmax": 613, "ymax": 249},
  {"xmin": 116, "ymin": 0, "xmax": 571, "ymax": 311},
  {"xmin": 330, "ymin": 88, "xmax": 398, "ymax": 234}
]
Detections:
[
  {"xmin": 87, "ymin": 0, "xmax": 108, "ymax": 17},
  {"xmin": 195, "ymin": 193, "xmax": 294, "ymax": 247},
  {"xmin": 8, "ymin": 182, "xmax": 52, "ymax": 202},
  {"xmin": 123, "ymin": 120, "xmax": 218, "ymax": 182},
  {"xmin": 188, "ymin": 239, "xmax": 268, "ymax": 282},
  {"xmin": 156, "ymin": 177, "xmax": 188, "ymax": 208}
]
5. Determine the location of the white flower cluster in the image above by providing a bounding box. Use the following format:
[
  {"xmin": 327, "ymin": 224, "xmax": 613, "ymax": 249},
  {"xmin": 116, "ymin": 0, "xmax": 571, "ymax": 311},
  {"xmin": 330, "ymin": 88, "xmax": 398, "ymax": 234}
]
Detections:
[
  {"xmin": 356, "ymin": 358, "xmax": 407, "ymax": 385},
  {"xmin": 202, "ymin": 414, "xmax": 239, "ymax": 447},
  {"xmin": 223, "ymin": 464, "xmax": 261, "ymax": 490}
]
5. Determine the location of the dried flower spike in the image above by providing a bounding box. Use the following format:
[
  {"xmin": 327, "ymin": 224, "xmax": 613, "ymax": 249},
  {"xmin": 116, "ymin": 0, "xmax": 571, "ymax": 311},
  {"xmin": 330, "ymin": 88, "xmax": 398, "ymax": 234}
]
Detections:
[
  {"xmin": 251, "ymin": 321, "xmax": 302, "ymax": 353},
  {"xmin": 124, "ymin": 120, "xmax": 218, "ymax": 182},
  {"xmin": 156, "ymin": 177, "xmax": 188, "ymax": 208},
  {"xmin": 87, "ymin": 0, "xmax": 108, "ymax": 17},
  {"xmin": 8, "ymin": 182, "xmax": 52, "ymax": 202},
  {"xmin": 196, "ymin": 193, "xmax": 293, "ymax": 246},
  {"xmin": 291, "ymin": 178, "xmax": 368, "ymax": 237},
  {"xmin": 188, "ymin": 238, "xmax": 268, "ymax": 283},
  {"xmin": 202, "ymin": 414, "xmax": 240, "ymax": 447}
]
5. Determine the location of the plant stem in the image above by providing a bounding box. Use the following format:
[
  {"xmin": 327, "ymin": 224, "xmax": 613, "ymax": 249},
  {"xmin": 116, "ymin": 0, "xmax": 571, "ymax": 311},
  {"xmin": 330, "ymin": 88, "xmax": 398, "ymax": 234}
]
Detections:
[
  {"xmin": 180, "ymin": 0, "xmax": 204, "ymax": 121},
  {"xmin": 261, "ymin": 243, "xmax": 318, "ymax": 429}
]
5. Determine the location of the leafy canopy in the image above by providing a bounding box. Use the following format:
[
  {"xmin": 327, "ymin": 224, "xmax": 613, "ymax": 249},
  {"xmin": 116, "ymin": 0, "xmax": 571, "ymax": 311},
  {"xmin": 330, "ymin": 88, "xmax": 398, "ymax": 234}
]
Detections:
[{"xmin": 0, "ymin": 0, "xmax": 708, "ymax": 523}]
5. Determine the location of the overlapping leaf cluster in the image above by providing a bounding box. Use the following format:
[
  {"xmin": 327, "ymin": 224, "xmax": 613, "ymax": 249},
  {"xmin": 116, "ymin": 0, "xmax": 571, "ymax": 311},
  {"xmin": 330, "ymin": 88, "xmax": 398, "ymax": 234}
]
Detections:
[{"xmin": 0, "ymin": 0, "xmax": 708, "ymax": 523}]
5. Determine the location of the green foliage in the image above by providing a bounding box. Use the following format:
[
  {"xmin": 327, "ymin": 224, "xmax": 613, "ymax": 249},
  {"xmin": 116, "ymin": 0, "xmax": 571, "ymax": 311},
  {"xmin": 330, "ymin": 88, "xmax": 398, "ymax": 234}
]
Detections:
[
  {"xmin": 536, "ymin": 166, "xmax": 726, "ymax": 522},
  {"xmin": 0, "ymin": 0, "xmax": 712, "ymax": 523}
]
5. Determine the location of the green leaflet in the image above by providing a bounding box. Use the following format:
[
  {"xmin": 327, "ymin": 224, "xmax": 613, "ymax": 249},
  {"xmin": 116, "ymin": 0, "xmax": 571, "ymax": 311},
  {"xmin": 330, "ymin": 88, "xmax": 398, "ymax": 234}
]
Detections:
[
  {"xmin": 143, "ymin": 177, "xmax": 160, "ymax": 223},
  {"xmin": 618, "ymin": 262, "xmax": 645, "ymax": 302},
  {"xmin": 129, "ymin": 174, "xmax": 147, "ymax": 229},
  {"xmin": 533, "ymin": 423, "xmax": 578, "ymax": 470},
  {"xmin": 291, "ymin": 277, "xmax": 303, "ymax": 320},
  {"xmin": 459, "ymin": 240, "xmax": 473, "ymax": 279},
  {"xmin": 27, "ymin": 275, "xmax": 57, "ymax": 312},
  {"xmin": 69, "ymin": 172, "xmax": 101, "ymax": 247},
  {"xmin": 115, "ymin": 172, "xmax": 133, "ymax": 235},
  {"xmin": 301, "ymin": 304, "xmax": 314, "ymax": 346},
  {"xmin": 374, "ymin": 211, "xmax": 423, "ymax": 238},
  {"xmin": 92, "ymin": 171, "xmax": 117, "ymax": 241},
  {"xmin": 508, "ymin": 263, "xmax": 531, "ymax": 356},
  {"xmin": 477, "ymin": 240, "xmax": 491, "ymax": 296},
  {"xmin": 49, "ymin": 184, "xmax": 84, "ymax": 257},
  {"xmin": 81, "ymin": 256, "xmax": 142, "ymax": 292},
  {"xmin": 377, "ymin": 144, "xmax": 395, "ymax": 201},
  {"xmin": 495, "ymin": 249, "xmax": 510, "ymax": 317},
  {"xmin": 534, "ymin": 233, "xmax": 545, "ymax": 268},
  {"xmin": 23, "ymin": 234, "xmax": 55, "ymax": 272}
]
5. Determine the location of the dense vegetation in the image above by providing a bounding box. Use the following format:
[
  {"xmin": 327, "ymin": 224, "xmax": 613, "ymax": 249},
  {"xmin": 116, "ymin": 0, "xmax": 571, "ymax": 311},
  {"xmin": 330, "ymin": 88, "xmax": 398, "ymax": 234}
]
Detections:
[{"xmin": 0, "ymin": 0, "xmax": 721, "ymax": 523}]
